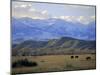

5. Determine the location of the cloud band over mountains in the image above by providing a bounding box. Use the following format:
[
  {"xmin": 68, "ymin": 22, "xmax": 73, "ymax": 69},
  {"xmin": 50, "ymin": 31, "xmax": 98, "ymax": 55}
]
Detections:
[{"xmin": 12, "ymin": 1, "xmax": 96, "ymax": 25}]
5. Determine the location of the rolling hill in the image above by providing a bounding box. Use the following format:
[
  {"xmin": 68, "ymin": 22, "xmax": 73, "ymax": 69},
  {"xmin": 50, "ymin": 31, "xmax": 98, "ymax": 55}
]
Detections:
[{"xmin": 12, "ymin": 37, "xmax": 96, "ymax": 56}]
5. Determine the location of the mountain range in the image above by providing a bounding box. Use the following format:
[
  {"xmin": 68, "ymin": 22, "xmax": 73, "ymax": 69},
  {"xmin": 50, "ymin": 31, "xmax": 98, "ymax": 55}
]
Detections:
[
  {"xmin": 12, "ymin": 17, "xmax": 96, "ymax": 56},
  {"xmin": 12, "ymin": 17, "xmax": 96, "ymax": 44}
]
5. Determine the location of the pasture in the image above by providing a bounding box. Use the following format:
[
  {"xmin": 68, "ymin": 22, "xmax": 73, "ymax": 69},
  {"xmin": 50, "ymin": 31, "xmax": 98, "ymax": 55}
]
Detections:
[{"xmin": 12, "ymin": 54, "xmax": 96, "ymax": 74}]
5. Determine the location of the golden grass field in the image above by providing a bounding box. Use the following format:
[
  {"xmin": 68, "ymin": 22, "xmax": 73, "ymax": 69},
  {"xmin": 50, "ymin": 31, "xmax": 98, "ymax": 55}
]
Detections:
[{"xmin": 12, "ymin": 54, "xmax": 96, "ymax": 74}]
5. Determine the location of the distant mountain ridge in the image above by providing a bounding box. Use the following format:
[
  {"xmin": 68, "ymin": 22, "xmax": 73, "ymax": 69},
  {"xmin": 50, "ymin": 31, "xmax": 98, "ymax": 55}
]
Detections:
[{"xmin": 12, "ymin": 17, "xmax": 96, "ymax": 43}]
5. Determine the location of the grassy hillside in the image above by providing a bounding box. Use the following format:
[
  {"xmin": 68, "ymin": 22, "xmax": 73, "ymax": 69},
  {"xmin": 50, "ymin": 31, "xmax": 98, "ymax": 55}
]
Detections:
[{"xmin": 12, "ymin": 37, "xmax": 96, "ymax": 56}]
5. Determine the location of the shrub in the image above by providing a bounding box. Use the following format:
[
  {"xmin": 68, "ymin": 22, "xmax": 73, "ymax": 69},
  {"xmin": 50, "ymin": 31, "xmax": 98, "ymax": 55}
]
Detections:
[{"xmin": 12, "ymin": 58, "xmax": 38, "ymax": 68}]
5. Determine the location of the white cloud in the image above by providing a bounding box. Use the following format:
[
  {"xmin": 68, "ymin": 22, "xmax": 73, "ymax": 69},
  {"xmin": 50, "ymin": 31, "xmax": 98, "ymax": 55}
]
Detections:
[
  {"xmin": 29, "ymin": 8, "xmax": 36, "ymax": 12},
  {"xmin": 41, "ymin": 10, "xmax": 48, "ymax": 15},
  {"xmin": 12, "ymin": 2, "xmax": 50, "ymax": 19},
  {"xmin": 31, "ymin": 17, "xmax": 46, "ymax": 19},
  {"xmin": 53, "ymin": 16, "xmax": 73, "ymax": 21},
  {"xmin": 78, "ymin": 16, "xmax": 84, "ymax": 21},
  {"xmin": 91, "ymin": 16, "xmax": 95, "ymax": 20},
  {"xmin": 20, "ymin": 5, "xmax": 28, "ymax": 8},
  {"xmin": 77, "ymin": 16, "xmax": 95, "ymax": 24},
  {"xmin": 12, "ymin": 2, "xmax": 95, "ymax": 25},
  {"xmin": 13, "ymin": 2, "xmax": 33, "ymax": 8},
  {"xmin": 52, "ymin": 16, "xmax": 95, "ymax": 25}
]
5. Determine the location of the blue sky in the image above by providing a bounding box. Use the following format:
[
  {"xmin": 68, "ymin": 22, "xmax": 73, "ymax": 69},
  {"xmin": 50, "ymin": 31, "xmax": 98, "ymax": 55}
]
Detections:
[
  {"xmin": 12, "ymin": 1, "xmax": 96, "ymax": 25},
  {"xmin": 32, "ymin": 3, "xmax": 95, "ymax": 16}
]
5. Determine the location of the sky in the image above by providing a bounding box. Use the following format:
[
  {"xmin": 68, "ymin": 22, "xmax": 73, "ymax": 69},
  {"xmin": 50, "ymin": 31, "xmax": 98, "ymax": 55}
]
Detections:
[{"xmin": 12, "ymin": 1, "xmax": 96, "ymax": 25}]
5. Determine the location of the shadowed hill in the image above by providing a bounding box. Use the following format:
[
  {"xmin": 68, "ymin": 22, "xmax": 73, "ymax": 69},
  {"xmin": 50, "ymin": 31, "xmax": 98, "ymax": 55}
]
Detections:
[{"xmin": 12, "ymin": 37, "xmax": 96, "ymax": 56}]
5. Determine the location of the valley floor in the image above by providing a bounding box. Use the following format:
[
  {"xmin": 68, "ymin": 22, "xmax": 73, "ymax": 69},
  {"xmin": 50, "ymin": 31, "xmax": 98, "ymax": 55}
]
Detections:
[{"xmin": 12, "ymin": 54, "xmax": 96, "ymax": 74}]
